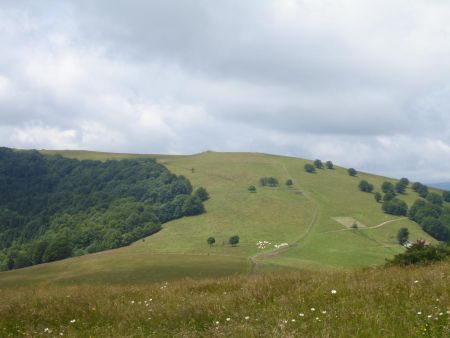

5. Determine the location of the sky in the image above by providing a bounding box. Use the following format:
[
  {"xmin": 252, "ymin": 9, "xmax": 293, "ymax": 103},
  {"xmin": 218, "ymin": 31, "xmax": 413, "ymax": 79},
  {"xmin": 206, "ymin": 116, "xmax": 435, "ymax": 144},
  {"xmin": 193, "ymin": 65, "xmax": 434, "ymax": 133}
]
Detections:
[{"xmin": 1, "ymin": 0, "xmax": 450, "ymax": 182}]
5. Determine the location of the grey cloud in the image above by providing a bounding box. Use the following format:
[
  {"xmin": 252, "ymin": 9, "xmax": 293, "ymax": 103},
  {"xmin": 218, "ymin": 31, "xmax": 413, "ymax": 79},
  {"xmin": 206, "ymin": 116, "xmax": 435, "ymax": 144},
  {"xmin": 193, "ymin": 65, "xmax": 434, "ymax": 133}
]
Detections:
[{"xmin": 1, "ymin": 1, "xmax": 450, "ymax": 181}]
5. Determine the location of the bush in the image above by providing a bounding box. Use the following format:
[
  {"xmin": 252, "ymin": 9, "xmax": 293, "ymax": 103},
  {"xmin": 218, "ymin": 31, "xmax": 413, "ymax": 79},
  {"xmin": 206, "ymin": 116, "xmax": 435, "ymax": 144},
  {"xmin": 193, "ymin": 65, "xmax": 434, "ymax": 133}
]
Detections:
[
  {"xmin": 285, "ymin": 179, "xmax": 293, "ymax": 186},
  {"xmin": 259, "ymin": 177, "xmax": 279, "ymax": 187},
  {"xmin": 228, "ymin": 235, "xmax": 240, "ymax": 246},
  {"xmin": 325, "ymin": 161, "xmax": 334, "ymax": 169},
  {"xmin": 387, "ymin": 242, "xmax": 450, "ymax": 266},
  {"xmin": 248, "ymin": 185, "xmax": 256, "ymax": 193},
  {"xmin": 347, "ymin": 168, "xmax": 357, "ymax": 176},
  {"xmin": 304, "ymin": 164, "xmax": 316, "ymax": 173},
  {"xmin": 194, "ymin": 187, "xmax": 209, "ymax": 201},
  {"xmin": 359, "ymin": 180, "xmax": 374, "ymax": 193},
  {"xmin": 382, "ymin": 198, "xmax": 408, "ymax": 216}
]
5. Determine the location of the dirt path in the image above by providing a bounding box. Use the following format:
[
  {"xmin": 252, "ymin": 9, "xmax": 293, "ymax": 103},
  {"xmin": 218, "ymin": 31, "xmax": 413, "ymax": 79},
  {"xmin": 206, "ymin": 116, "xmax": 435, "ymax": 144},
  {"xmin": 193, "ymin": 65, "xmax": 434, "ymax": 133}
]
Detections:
[
  {"xmin": 322, "ymin": 217, "xmax": 407, "ymax": 234},
  {"xmin": 249, "ymin": 161, "xmax": 319, "ymax": 273}
]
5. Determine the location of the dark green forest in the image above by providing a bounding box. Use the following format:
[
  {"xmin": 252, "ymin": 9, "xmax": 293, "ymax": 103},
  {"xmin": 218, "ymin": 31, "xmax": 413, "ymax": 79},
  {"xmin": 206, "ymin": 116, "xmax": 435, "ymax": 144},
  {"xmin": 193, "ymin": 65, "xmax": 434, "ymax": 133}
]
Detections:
[{"xmin": 0, "ymin": 148, "xmax": 206, "ymax": 270}]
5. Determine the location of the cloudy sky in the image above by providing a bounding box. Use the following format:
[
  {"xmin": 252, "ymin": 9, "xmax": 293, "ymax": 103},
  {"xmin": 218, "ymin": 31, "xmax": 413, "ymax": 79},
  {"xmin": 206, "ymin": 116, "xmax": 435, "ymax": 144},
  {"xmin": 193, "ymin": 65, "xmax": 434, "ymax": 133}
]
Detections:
[{"xmin": 1, "ymin": 0, "xmax": 450, "ymax": 182}]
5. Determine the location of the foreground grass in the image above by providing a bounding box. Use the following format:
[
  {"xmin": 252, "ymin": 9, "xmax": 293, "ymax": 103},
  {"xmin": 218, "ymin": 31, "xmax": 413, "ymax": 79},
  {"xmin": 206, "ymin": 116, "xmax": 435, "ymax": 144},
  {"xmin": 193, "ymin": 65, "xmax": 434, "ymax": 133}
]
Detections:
[{"xmin": 1, "ymin": 263, "xmax": 449, "ymax": 337}]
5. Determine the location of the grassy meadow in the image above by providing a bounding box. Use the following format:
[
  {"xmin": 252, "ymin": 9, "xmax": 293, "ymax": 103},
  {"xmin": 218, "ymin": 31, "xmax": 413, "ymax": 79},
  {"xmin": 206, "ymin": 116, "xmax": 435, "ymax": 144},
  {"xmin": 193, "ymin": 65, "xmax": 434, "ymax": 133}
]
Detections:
[{"xmin": 0, "ymin": 262, "xmax": 449, "ymax": 337}]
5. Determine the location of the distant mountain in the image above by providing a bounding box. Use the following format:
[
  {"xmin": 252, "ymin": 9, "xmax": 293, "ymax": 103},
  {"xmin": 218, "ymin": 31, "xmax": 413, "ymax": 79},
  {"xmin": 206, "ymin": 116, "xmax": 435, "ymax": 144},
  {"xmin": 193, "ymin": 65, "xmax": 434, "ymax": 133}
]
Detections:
[{"xmin": 427, "ymin": 182, "xmax": 450, "ymax": 190}]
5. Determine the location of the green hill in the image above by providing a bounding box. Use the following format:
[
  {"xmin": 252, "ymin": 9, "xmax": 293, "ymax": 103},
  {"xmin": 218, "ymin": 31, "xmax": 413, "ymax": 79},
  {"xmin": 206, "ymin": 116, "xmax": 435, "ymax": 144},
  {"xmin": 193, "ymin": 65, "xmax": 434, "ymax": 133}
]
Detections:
[{"xmin": 0, "ymin": 150, "xmax": 439, "ymax": 287}]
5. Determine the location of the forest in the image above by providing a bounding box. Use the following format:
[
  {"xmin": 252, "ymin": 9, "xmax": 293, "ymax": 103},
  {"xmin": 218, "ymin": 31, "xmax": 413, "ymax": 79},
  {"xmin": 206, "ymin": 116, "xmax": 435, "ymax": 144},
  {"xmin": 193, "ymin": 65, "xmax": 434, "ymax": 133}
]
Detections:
[{"xmin": 0, "ymin": 148, "xmax": 206, "ymax": 270}]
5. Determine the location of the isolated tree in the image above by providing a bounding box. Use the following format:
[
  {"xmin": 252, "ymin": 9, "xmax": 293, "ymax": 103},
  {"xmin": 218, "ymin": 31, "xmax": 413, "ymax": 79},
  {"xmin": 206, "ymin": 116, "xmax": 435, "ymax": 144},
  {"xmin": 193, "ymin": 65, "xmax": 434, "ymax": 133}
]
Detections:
[
  {"xmin": 325, "ymin": 161, "xmax": 334, "ymax": 169},
  {"xmin": 347, "ymin": 168, "xmax": 357, "ymax": 177},
  {"xmin": 248, "ymin": 185, "xmax": 256, "ymax": 193},
  {"xmin": 359, "ymin": 180, "xmax": 374, "ymax": 193},
  {"xmin": 286, "ymin": 179, "xmax": 293, "ymax": 186},
  {"xmin": 228, "ymin": 235, "xmax": 240, "ymax": 246},
  {"xmin": 397, "ymin": 228, "xmax": 409, "ymax": 245},
  {"xmin": 374, "ymin": 192, "xmax": 382, "ymax": 203},
  {"xmin": 207, "ymin": 237, "xmax": 216, "ymax": 247},
  {"xmin": 426, "ymin": 192, "xmax": 443, "ymax": 206},
  {"xmin": 382, "ymin": 182, "xmax": 395, "ymax": 194},
  {"xmin": 314, "ymin": 159, "xmax": 324, "ymax": 169},
  {"xmin": 304, "ymin": 164, "xmax": 316, "ymax": 173},
  {"xmin": 194, "ymin": 187, "xmax": 210, "ymax": 201}
]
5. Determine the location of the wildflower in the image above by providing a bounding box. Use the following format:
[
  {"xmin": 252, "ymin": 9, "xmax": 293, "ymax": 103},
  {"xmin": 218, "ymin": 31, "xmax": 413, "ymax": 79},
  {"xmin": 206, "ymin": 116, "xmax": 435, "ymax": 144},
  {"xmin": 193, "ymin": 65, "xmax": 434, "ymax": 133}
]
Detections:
[
  {"xmin": 315, "ymin": 317, "xmax": 319, "ymax": 320},
  {"xmin": 215, "ymin": 321, "xmax": 219, "ymax": 325},
  {"xmin": 299, "ymin": 313, "xmax": 304, "ymax": 317},
  {"xmin": 439, "ymin": 312, "xmax": 443, "ymax": 316},
  {"xmin": 59, "ymin": 333, "xmax": 64, "ymax": 336},
  {"xmin": 44, "ymin": 328, "xmax": 50, "ymax": 333},
  {"xmin": 291, "ymin": 319, "xmax": 296, "ymax": 322},
  {"xmin": 414, "ymin": 280, "xmax": 419, "ymax": 283},
  {"xmin": 417, "ymin": 312, "xmax": 422, "ymax": 315},
  {"xmin": 226, "ymin": 317, "xmax": 231, "ymax": 321},
  {"xmin": 70, "ymin": 319, "xmax": 76, "ymax": 324},
  {"xmin": 321, "ymin": 311, "xmax": 327, "ymax": 314},
  {"xmin": 245, "ymin": 316, "xmax": 250, "ymax": 320},
  {"xmin": 131, "ymin": 300, "xmax": 135, "ymax": 304},
  {"xmin": 311, "ymin": 308, "xmax": 315, "ymax": 311},
  {"xmin": 427, "ymin": 315, "xmax": 432, "ymax": 318},
  {"xmin": 331, "ymin": 290, "xmax": 337, "ymax": 294}
]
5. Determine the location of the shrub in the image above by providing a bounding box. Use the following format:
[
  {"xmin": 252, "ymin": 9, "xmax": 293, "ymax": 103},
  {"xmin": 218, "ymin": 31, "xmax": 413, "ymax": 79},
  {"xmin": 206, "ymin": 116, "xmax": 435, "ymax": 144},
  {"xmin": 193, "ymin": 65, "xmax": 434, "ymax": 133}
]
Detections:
[
  {"xmin": 304, "ymin": 164, "xmax": 316, "ymax": 173},
  {"xmin": 412, "ymin": 182, "xmax": 429, "ymax": 198},
  {"xmin": 228, "ymin": 235, "xmax": 240, "ymax": 246},
  {"xmin": 248, "ymin": 185, "xmax": 256, "ymax": 193},
  {"xmin": 382, "ymin": 198, "xmax": 408, "ymax": 216},
  {"xmin": 347, "ymin": 168, "xmax": 357, "ymax": 176},
  {"xmin": 395, "ymin": 182, "xmax": 406, "ymax": 194},
  {"xmin": 325, "ymin": 161, "xmax": 334, "ymax": 169},
  {"xmin": 286, "ymin": 179, "xmax": 293, "ymax": 186}
]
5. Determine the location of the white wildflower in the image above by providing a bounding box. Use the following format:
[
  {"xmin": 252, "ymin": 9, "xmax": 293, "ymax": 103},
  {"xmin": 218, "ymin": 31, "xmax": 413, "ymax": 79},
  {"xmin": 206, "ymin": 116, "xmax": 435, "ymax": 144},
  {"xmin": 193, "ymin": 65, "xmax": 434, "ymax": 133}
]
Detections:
[
  {"xmin": 331, "ymin": 290, "xmax": 337, "ymax": 294},
  {"xmin": 226, "ymin": 317, "xmax": 231, "ymax": 321},
  {"xmin": 299, "ymin": 313, "xmax": 304, "ymax": 317},
  {"xmin": 245, "ymin": 316, "xmax": 250, "ymax": 320},
  {"xmin": 417, "ymin": 312, "xmax": 422, "ymax": 315},
  {"xmin": 70, "ymin": 319, "xmax": 76, "ymax": 324},
  {"xmin": 311, "ymin": 308, "xmax": 315, "ymax": 311}
]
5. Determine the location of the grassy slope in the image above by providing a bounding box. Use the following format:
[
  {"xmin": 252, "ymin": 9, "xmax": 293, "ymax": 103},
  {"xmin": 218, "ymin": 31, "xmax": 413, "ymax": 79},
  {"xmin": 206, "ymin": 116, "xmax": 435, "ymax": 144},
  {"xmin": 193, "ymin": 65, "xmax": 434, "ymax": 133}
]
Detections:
[{"xmin": 0, "ymin": 150, "xmax": 437, "ymax": 286}]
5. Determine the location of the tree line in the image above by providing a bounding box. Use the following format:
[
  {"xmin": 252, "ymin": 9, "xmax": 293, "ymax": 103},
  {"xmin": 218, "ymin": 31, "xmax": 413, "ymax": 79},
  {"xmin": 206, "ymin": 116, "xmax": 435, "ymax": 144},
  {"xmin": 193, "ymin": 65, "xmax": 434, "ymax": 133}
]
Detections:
[
  {"xmin": 0, "ymin": 148, "xmax": 208, "ymax": 271},
  {"xmin": 357, "ymin": 175, "xmax": 450, "ymax": 242}
]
